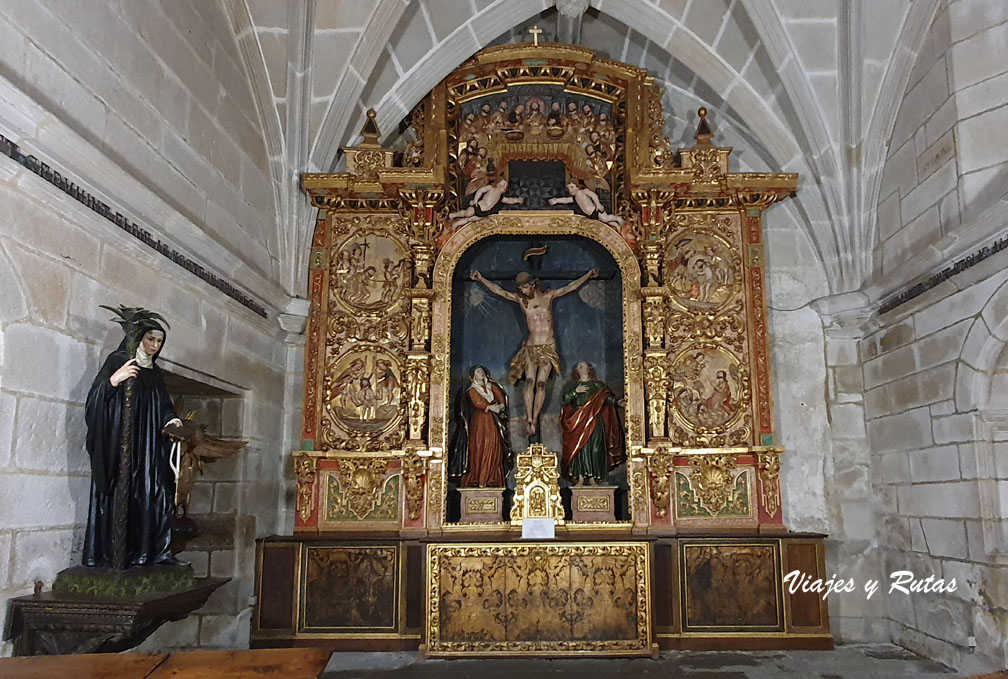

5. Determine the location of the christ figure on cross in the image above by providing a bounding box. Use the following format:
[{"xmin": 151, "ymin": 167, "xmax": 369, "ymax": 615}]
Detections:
[{"xmin": 470, "ymin": 268, "xmax": 597, "ymax": 438}]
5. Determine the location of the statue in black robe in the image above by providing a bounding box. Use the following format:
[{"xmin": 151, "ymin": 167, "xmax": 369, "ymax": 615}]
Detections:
[{"xmin": 83, "ymin": 312, "xmax": 185, "ymax": 568}]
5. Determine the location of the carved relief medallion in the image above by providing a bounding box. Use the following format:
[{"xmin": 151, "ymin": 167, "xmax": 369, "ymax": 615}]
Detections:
[
  {"xmin": 664, "ymin": 231, "xmax": 740, "ymax": 311},
  {"xmin": 668, "ymin": 345, "xmax": 746, "ymax": 431},
  {"xmin": 324, "ymin": 348, "xmax": 403, "ymax": 435},
  {"xmin": 331, "ymin": 232, "xmax": 410, "ymax": 314}
]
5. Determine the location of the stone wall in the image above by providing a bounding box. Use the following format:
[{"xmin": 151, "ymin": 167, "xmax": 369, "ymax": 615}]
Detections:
[
  {"xmin": 875, "ymin": 1, "xmax": 1008, "ymax": 281},
  {"xmin": 0, "ymin": 81, "xmax": 292, "ymax": 655},
  {"xmin": 862, "ymin": 263, "xmax": 1008, "ymax": 673},
  {"xmin": 864, "ymin": 2, "xmax": 1008, "ymax": 672},
  {"xmin": 0, "ymin": 0, "xmax": 279, "ymax": 282}
]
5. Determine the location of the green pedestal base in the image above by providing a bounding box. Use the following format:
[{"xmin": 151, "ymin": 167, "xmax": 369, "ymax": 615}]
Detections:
[{"xmin": 53, "ymin": 564, "xmax": 196, "ymax": 598}]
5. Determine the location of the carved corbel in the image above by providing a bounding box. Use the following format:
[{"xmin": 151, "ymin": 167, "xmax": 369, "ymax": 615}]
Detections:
[
  {"xmin": 294, "ymin": 454, "xmax": 318, "ymax": 523},
  {"xmin": 646, "ymin": 448, "xmax": 677, "ymax": 519},
  {"xmin": 401, "ymin": 448, "xmax": 429, "ymax": 521}
]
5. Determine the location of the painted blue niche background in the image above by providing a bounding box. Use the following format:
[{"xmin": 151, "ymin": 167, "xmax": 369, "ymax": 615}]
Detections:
[{"xmin": 450, "ymin": 234, "xmax": 624, "ymax": 449}]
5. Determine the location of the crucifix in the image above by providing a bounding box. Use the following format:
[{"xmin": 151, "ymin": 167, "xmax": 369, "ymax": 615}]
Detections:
[
  {"xmin": 468, "ymin": 266, "xmax": 599, "ymax": 439},
  {"xmin": 528, "ymin": 25, "xmax": 543, "ymax": 46}
]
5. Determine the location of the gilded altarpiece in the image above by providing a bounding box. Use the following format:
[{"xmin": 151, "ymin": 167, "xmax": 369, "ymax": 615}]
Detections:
[{"xmin": 254, "ymin": 43, "xmax": 831, "ymax": 655}]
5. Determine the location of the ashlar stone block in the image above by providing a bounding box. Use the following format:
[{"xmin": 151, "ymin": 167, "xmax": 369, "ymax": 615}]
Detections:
[
  {"xmin": 949, "ymin": 21, "xmax": 1008, "ymax": 91},
  {"xmin": 0, "ymin": 392, "xmax": 15, "ymax": 470},
  {"xmin": 933, "ymin": 412, "xmax": 976, "ymax": 444},
  {"xmin": 898, "ymin": 481, "xmax": 981, "ymax": 518},
  {"xmin": 900, "ymin": 161, "xmax": 957, "ymax": 225},
  {"xmin": 13, "ymin": 397, "xmax": 89, "ymax": 474},
  {"xmin": 881, "ymin": 451, "xmax": 911, "ymax": 484},
  {"xmin": 198, "ymin": 608, "xmax": 251, "ymax": 648},
  {"xmin": 11, "ymin": 527, "xmax": 77, "ymax": 587},
  {"xmin": 957, "ymin": 103, "xmax": 1008, "ymax": 174},
  {"xmin": 0, "ymin": 531, "xmax": 11, "ymax": 588},
  {"xmin": 908, "ymin": 445, "xmax": 962, "ymax": 483},
  {"xmin": 869, "ymin": 407, "xmax": 934, "ymax": 453},
  {"xmin": 1, "ymin": 324, "xmax": 92, "ymax": 403}
]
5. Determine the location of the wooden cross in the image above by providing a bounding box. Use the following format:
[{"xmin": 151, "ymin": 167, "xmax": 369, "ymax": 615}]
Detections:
[{"xmin": 528, "ymin": 25, "xmax": 543, "ymax": 46}]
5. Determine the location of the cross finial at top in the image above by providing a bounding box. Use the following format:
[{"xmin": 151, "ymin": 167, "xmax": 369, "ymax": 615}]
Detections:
[{"xmin": 528, "ymin": 25, "xmax": 543, "ymax": 46}]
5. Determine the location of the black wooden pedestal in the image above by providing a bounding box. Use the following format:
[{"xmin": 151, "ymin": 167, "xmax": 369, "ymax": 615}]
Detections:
[{"xmin": 4, "ymin": 577, "xmax": 228, "ymax": 655}]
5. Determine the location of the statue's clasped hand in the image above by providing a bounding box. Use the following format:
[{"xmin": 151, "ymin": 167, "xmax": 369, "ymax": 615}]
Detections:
[{"xmin": 109, "ymin": 359, "xmax": 139, "ymax": 387}]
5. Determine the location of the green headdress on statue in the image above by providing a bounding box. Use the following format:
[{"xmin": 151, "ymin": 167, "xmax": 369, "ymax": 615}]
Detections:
[{"xmin": 100, "ymin": 305, "xmax": 171, "ymax": 357}]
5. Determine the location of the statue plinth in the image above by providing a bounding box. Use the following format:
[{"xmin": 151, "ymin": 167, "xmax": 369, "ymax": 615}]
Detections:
[
  {"xmin": 458, "ymin": 487, "xmax": 505, "ymax": 523},
  {"xmin": 570, "ymin": 485, "xmax": 617, "ymax": 522},
  {"xmin": 53, "ymin": 564, "xmax": 196, "ymax": 598},
  {"xmin": 5, "ymin": 570, "xmax": 227, "ymax": 656}
]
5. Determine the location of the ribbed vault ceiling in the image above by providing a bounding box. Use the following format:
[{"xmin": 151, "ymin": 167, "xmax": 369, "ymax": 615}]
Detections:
[{"xmin": 222, "ymin": 0, "xmax": 938, "ymax": 300}]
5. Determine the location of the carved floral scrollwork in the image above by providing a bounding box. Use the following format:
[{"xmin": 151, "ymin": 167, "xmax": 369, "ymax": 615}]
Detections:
[
  {"xmin": 642, "ymin": 295, "xmax": 666, "ymax": 349},
  {"xmin": 645, "ymin": 82, "xmax": 675, "ymax": 170},
  {"xmin": 690, "ymin": 147, "xmax": 723, "ymax": 184},
  {"xmin": 426, "ymin": 542, "xmax": 650, "ymax": 655},
  {"xmin": 333, "ymin": 458, "xmax": 392, "ymax": 520},
  {"xmin": 405, "ymin": 355, "xmax": 430, "ymax": 442},
  {"xmin": 401, "ymin": 451, "xmax": 427, "ymax": 521},
  {"xmin": 294, "ymin": 455, "xmax": 318, "ymax": 522},
  {"xmin": 643, "ymin": 352, "xmax": 669, "ymax": 440},
  {"xmin": 646, "ymin": 449, "xmax": 676, "ymax": 518},
  {"xmin": 629, "ymin": 462, "xmax": 648, "ymax": 521},
  {"xmin": 687, "ymin": 454, "xmax": 737, "ymax": 516},
  {"xmin": 327, "ymin": 313, "xmax": 409, "ymax": 349},
  {"xmin": 409, "ymin": 291, "xmax": 435, "ymax": 351},
  {"xmin": 426, "ymin": 460, "xmax": 443, "ymax": 522},
  {"xmin": 353, "ymin": 149, "xmax": 386, "ymax": 182},
  {"xmin": 757, "ymin": 449, "xmax": 782, "ymax": 518}
]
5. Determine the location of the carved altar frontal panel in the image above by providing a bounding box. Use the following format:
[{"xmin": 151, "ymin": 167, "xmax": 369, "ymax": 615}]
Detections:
[
  {"xmin": 680, "ymin": 541, "xmax": 782, "ymax": 633},
  {"xmin": 309, "ymin": 212, "xmax": 413, "ymax": 451},
  {"xmin": 426, "ymin": 542, "xmax": 651, "ymax": 656},
  {"xmin": 302, "ymin": 545, "xmax": 399, "ymax": 631},
  {"xmin": 663, "ymin": 212, "xmax": 757, "ymax": 448}
]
